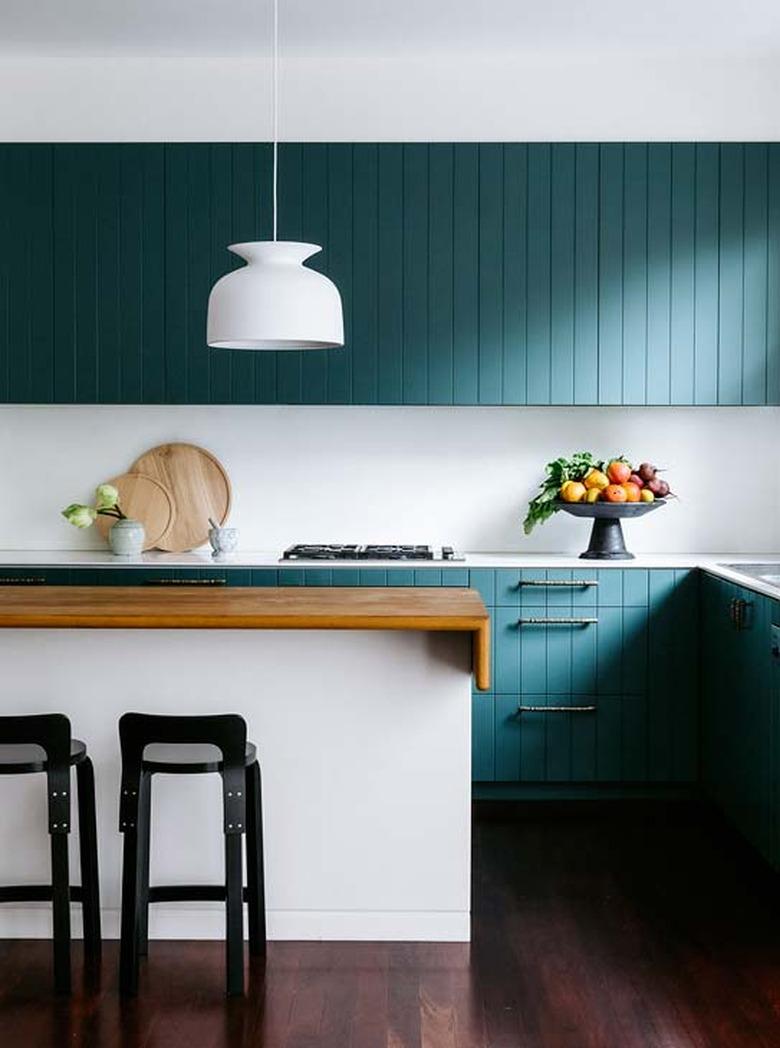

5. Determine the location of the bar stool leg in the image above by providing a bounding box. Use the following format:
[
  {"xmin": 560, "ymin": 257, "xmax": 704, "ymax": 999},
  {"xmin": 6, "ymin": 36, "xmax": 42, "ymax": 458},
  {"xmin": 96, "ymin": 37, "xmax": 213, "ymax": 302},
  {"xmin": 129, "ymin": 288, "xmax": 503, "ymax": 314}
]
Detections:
[
  {"xmin": 136, "ymin": 771, "xmax": 152, "ymax": 957},
  {"xmin": 50, "ymin": 832, "xmax": 71, "ymax": 993},
  {"xmin": 246, "ymin": 761, "xmax": 266, "ymax": 957},
  {"xmin": 76, "ymin": 756, "xmax": 101, "ymax": 961},
  {"xmin": 119, "ymin": 822, "xmax": 143, "ymax": 995},
  {"xmin": 224, "ymin": 833, "xmax": 244, "ymax": 996}
]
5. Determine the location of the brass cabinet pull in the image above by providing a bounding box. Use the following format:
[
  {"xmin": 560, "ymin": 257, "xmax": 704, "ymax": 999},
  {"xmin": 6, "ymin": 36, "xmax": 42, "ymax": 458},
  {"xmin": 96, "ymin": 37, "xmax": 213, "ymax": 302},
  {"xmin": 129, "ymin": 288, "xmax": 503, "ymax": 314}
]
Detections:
[
  {"xmin": 516, "ymin": 704, "xmax": 597, "ymax": 715},
  {"xmin": 0, "ymin": 576, "xmax": 47, "ymax": 585},
  {"xmin": 143, "ymin": 578, "xmax": 227, "ymax": 586},
  {"xmin": 517, "ymin": 617, "xmax": 598, "ymax": 626},
  {"xmin": 518, "ymin": 579, "xmax": 598, "ymax": 587},
  {"xmin": 733, "ymin": 597, "xmax": 752, "ymax": 631}
]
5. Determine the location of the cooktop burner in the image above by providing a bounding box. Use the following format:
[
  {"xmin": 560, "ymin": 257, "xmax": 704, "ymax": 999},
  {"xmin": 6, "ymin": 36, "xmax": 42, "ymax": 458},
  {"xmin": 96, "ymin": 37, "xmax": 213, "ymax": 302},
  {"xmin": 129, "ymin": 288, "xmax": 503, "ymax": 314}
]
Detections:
[{"xmin": 281, "ymin": 544, "xmax": 463, "ymax": 562}]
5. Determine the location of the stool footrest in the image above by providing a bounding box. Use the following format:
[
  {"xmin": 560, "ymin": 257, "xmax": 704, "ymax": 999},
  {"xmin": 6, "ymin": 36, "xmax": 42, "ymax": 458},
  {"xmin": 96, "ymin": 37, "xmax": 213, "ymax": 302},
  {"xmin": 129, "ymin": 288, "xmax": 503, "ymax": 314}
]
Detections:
[
  {"xmin": 0, "ymin": 884, "xmax": 85, "ymax": 903},
  {"xmin": 148, "ymin": 884, "xmax": 253, "ymax": 904}
]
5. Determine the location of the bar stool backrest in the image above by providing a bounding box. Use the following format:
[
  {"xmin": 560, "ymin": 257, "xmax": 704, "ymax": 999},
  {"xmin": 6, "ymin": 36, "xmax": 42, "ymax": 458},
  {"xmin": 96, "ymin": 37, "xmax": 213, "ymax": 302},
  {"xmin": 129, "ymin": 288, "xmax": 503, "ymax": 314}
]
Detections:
[
  {"xmin": 0, "ymin": 714, "xmax": 71, "ymax": 832},
  {"xmin": 118, "ymin": 713, "xmax": 248, "ymax": 836}
]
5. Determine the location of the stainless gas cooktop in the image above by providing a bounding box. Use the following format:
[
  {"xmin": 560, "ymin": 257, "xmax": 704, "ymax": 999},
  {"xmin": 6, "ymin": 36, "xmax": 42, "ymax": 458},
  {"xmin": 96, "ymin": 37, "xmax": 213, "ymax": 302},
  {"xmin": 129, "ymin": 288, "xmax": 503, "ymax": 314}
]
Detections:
[{"xmin": 281, "ymin": 544, "xmax": 464, "ymax": 562}]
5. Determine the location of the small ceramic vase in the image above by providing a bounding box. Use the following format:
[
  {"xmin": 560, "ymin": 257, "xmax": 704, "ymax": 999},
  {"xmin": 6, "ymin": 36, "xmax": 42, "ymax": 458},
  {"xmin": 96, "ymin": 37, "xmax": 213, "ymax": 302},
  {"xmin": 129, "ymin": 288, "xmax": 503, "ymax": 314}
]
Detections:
[{"xmin": 109, "ymin": 518, "xmax": 145, "ymax": 556}]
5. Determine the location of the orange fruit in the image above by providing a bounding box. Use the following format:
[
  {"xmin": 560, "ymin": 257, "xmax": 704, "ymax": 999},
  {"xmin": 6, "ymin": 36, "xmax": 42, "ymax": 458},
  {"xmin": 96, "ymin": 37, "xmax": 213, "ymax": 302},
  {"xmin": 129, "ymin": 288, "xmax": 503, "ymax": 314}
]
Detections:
[
  {"xmin": 584, "ymin": 469, "xmax": 609, "ymax": 491},
  {"xmin": 604, "ymin": 484, "xmax": 628, "ymax": 503},
  {"xmin": 622, "ymin": 482, "xmax": 641, "ymax": 502},
  {"xmin": 560, "ymin": 481, "xmax": 587, "ymax": 503},
  {"xmin": 640, "ymin": 489, "xmax": 655, "ymax": 503},
  {"xmin": 585, "ymin": 488, "xmax": 601, "ymax": 503},
  {"xmin": 607, "ymin": 460, "xmax": 632, "ymax": 485}
]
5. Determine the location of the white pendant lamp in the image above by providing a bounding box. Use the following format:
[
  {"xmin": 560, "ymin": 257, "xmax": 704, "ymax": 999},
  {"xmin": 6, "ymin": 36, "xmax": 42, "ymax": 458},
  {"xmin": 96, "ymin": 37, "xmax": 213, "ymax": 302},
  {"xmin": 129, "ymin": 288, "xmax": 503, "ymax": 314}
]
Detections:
[{"xmin": 207, "ymin": 0, "xmax": 344, "ymax": 350}]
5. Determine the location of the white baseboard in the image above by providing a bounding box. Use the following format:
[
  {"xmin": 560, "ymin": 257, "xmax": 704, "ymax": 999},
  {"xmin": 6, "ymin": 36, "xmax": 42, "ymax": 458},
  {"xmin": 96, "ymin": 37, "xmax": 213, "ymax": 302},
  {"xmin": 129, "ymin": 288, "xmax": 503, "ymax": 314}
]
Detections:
[{"xmin": 0, "ymin": 904, "xmax": 470, "ymax": 942}]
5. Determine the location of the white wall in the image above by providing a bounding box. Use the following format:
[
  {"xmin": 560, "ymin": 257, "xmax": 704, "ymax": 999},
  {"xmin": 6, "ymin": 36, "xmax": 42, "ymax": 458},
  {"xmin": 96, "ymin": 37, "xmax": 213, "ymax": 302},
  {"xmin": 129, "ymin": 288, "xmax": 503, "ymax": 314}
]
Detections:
[
  {"xmin": 2, "ymin": 404, "xmax": 777, "ymax": 554},
  {"xmin": 0, "ymin": 52, "xmax": 779, "ymax": 141}
]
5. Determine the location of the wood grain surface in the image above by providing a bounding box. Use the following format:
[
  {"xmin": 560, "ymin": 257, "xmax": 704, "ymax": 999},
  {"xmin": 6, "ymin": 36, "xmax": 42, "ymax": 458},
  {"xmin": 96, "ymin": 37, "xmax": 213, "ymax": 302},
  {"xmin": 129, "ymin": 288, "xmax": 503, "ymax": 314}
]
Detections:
[
  {"xmin": 93, "ymin": 473, "xmax": 174, "ymax": 551},
  {"xmin": 0, "ymin": 586, "xmax": 490, "ymax": 689},
  {"xmin": 130, "ymin": 443, "xmax": 231, "ymax": 552}
]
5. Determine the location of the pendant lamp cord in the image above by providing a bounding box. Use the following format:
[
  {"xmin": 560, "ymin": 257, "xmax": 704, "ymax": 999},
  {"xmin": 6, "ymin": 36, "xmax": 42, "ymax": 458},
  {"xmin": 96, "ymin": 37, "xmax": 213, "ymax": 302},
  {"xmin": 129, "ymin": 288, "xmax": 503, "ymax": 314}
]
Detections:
[{"xmin": 272, "ymin": 0, "xmax": 279, "ymax": 242}]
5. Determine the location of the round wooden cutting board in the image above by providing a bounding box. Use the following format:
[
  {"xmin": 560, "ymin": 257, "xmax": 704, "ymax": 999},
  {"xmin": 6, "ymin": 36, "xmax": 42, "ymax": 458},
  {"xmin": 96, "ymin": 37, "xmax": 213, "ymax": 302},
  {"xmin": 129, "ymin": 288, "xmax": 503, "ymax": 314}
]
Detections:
[
  {"xmin": 94, "ymin": 473, "xmax": 175, "ymax": 551},
  {"xmin": 130, "ymin": 443, "xmax": 232, "ymax": 552}
]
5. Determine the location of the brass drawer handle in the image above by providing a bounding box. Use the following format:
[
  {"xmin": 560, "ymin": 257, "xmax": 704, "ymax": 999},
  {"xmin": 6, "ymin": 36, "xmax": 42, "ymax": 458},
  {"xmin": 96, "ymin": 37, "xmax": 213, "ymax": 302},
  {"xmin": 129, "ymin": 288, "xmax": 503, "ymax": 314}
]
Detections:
[
  {"xmin": 143, "ymin": 578, "xmax": 227, "ymax": 586},
  {"xmin": 0, "ymin": 576, "xmax": 47, "ymax": 585},
  {"xmin": 516, "ymin": 704, "xmax": 597, "ymax": 715},
  {"xmin": 519, "ymin": 579, "xmax": 598, "ymax": 587},
  {"xmin": 517, "ymin": 617, "xmax": 598, "ymax": 626}
]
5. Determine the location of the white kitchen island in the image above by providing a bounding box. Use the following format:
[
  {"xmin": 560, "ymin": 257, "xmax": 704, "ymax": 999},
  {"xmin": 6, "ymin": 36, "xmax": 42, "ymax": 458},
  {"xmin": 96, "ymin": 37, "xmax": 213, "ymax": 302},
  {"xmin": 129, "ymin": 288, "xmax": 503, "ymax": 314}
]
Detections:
[{"xmin": 0, "ymin": 586, "xmax": 489, "ymax": 943}]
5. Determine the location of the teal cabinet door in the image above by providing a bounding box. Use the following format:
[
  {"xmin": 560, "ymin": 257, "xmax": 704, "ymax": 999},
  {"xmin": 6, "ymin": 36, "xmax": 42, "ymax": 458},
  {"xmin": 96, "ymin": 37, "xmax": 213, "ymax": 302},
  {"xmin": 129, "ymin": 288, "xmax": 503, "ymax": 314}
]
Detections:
[
  {"xmin": 1, "ymin": 143, "xmax": 778, "ymax": 405},
  {"xmin": 702, "ymin": 574, "xmax": 775, "ymax": 865}
]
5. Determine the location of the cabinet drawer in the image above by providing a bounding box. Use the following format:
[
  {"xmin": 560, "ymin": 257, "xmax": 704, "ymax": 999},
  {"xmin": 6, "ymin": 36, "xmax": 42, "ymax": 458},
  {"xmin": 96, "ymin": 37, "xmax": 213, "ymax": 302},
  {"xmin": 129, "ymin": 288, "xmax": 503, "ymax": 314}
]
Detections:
[
  {"xmin": 495, "ymin": 569, "xmax": 635, "ymax": 608},
  {"xmin": 495, "ymin": 693, "xmax": 650, "ymax": 782},
  {"xmin": 495, "ymin": 607, "xmax": 599, "ymax": 694},
  {"xmin": 494, "ymin": 604, "xmax": 649, "ymax": 695}
]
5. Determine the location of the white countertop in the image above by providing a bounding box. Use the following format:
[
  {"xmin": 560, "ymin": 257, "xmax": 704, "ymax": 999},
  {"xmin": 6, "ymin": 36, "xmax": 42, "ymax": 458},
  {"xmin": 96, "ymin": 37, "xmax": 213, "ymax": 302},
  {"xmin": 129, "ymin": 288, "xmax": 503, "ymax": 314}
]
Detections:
[{"xmin": 0, "ymin": 548, "xmax": 779, "ymax": 581}]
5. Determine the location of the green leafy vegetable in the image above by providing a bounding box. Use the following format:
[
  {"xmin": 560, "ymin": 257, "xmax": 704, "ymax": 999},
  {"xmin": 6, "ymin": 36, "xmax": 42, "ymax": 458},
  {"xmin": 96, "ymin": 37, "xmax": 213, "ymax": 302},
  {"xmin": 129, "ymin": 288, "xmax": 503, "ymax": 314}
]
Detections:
[{"xmin": 523, "ymin": 451, "xmax": 606, "ymax": 535}]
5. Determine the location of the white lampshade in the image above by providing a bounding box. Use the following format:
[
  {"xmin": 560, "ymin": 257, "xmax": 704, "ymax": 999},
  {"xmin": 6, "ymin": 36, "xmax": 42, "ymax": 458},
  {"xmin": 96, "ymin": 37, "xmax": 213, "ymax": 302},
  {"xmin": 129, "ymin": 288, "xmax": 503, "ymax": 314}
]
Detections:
[{"xmin": 207, "ymin": 241, "xmax": 344, "ymax": 350}]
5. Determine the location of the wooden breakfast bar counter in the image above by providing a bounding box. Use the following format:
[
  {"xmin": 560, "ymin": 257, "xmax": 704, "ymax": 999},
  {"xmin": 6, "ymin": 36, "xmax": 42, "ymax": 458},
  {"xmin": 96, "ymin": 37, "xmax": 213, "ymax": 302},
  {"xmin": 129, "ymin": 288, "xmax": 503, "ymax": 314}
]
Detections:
[
  {"xmin": 0, "ymin": 585, "xmax": 489, "ymax": 943},
  {"xmin": 0, "ymin": 586, "xmax": 491, "ymax": 691}
]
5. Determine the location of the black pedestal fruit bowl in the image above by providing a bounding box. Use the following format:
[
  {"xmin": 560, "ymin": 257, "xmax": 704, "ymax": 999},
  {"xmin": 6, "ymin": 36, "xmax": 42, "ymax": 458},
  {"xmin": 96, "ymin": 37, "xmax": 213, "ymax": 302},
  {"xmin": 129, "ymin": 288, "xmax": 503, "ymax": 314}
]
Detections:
[{"xmin": 556, "ymin": 499, "xmax": 667, "ymax": 560}]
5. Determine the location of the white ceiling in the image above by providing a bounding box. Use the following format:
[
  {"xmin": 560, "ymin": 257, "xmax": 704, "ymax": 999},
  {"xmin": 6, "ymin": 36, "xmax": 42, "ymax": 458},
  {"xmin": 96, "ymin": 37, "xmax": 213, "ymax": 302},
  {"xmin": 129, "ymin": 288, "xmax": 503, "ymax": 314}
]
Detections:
[{"xmin": 0, "ymin": 0, "xmax": 778, "ymax": 57}]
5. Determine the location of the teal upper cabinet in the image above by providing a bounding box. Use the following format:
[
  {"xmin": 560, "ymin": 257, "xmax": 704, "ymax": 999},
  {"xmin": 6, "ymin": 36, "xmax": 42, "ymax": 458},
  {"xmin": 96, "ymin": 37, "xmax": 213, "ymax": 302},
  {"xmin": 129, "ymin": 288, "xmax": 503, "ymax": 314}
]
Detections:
[{"xmin": 1, "ymin": 142, "xmax": 779, "ymax": 405}]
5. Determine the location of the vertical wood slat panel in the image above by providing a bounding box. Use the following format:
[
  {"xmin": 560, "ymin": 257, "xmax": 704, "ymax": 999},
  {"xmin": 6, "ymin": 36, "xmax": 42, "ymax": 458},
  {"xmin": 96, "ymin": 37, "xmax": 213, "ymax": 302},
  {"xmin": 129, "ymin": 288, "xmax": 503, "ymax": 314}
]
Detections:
[
  {"xmin": 73, "ymin": 147, "xmax": 99, "ymax": 403},
  {"xmin": 27, "ymin": 146, "xmax": 54, "ymax": 404},
  {"xmin": 598, "ymin": 144, "xmax": 624, "ymax": 405},
  {"xmin": 352, "ymin": 143, "xmax": 380, "ymax": 404},
  {"xmin": 0, "ymin": 142, "xmax": 777, "ymax": 405},
  {"xmin": 208, "ymin": 145, "xmax": 233, "ymax": 404},
  {"xmin": 622, "ymin": 143, "xmax": 648, "ymax": 405},
  {"xmin": 743, "ymin": 143, "xmax": 768, "ymax": 405},
  {"xmin": 51, "ymin": 146, "xmax": 76, "ymax": 402},
  {"xmin": 402, "ymin": 144, "xmax": 428, "ymax": 404},
  {"xmin": 670, "ymin": 144, "xmax": 696, "ymax": 405},
  {"xmin": 526, "ymin": 144, "xmax": 552, "ymax": 404},
  {"xmin": 377, "ymin": 143, "xmax": 403, "ymax": 404},
  {"xmin": 164, "ymin": 144, "xmax": 188, "ymax": 404},
  {"xmin": 573, "ymin": 144, "xmax": 599, "ymax": 404},
  {"xmin": 229, "ymin": 143, "xmax": 260, "ymax": 404},
  {"xmin": 452, "ymin": 144, "xmax": 479, "ymax": 403},
  {"xmin": 646, "ymin": 144, "xmax": 672, "ymax": 405},
  {"xmin": 768, "ymin": 145, "xmax": 780, "ymax": 405},
  {"xmin": 478, "ymin": 143, "xmax": 503, "ymax": 404},
  {"xmin": 694, "ymin": 143, "xmax": 720, "ymax": 405},
  {"xmin": 428, "ymin": 144, "xmax": 454, "ymax": 404},
  {"xmin": 502, "ymin": 144, "xmax": 527, "ymax": 404},
  {"xmin": 550, "ymin": 144, "xmax": 575, "ymax": 404},
  {"xmin": 718, "ymin": 144, "xmax": 745, "ymax": 405}
]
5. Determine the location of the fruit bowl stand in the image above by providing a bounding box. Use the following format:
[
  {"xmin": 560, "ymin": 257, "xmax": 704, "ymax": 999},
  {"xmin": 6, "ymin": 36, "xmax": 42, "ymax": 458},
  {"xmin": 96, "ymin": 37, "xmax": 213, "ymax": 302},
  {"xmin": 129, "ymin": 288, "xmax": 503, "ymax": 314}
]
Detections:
[{"xmin": 556, "ymin": 499, "xmax": 667, "ymax": 560}]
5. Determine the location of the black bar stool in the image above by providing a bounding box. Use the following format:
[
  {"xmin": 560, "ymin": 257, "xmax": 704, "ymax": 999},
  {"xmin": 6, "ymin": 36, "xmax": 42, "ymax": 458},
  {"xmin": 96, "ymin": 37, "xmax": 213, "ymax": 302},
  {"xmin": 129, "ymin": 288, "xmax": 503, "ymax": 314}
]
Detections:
[
  {"xmin": 118, "ymin": 712, "xmax": 266, "ymax": 997},
  {"xmin": 0, "ymin": 713, "xmax": 101, "ymax": 993}
]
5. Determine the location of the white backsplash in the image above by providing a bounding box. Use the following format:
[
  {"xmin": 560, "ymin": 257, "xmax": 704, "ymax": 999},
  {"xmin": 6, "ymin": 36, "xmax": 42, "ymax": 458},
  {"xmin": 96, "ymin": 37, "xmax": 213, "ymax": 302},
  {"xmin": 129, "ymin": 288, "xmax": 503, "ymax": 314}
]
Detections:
[{"xmin": 1, "ymin": 404, "xmax": 778, "ymax": 554}]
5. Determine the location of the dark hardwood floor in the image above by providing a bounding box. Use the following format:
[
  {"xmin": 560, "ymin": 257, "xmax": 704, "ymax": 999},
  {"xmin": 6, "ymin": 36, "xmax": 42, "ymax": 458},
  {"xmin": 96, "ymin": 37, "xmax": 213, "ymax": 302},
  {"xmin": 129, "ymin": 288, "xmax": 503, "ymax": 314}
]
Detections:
[{"xmin": 1, "ymin": 806, "xmax": 779, "ymax": 1047}]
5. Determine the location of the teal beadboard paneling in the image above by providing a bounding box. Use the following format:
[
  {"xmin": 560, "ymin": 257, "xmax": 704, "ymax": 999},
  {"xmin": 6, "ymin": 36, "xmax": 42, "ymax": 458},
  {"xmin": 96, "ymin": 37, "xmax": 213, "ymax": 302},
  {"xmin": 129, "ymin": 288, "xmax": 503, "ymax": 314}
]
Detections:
[{"xmin": 1, "ymin": 142, "xmax": 778, "ymax": 404}]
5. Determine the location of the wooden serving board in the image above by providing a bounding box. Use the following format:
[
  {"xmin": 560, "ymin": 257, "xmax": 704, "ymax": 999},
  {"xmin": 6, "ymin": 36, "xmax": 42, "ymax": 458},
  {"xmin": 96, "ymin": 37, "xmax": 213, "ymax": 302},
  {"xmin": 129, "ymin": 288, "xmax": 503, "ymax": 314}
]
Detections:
[
  {"xmin": 94, "ymin": 473, "xmax": 174, "ymax": 551},
  {"xmin": 130, "ymin": 443, "xmax": 231, "ymax": 552}
]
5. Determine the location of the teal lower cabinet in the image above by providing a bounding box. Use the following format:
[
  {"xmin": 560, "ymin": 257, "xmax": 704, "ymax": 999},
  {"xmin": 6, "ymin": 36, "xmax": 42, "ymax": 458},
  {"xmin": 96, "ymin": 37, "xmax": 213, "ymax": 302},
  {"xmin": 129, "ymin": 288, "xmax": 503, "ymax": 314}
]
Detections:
[
  {"xmin": 486, "ymin": 568, "xmax": 699, "ymax": 791},
  {"xmin": 701, "ymin": 572, "xmax": 777, "ymax": 867}
]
